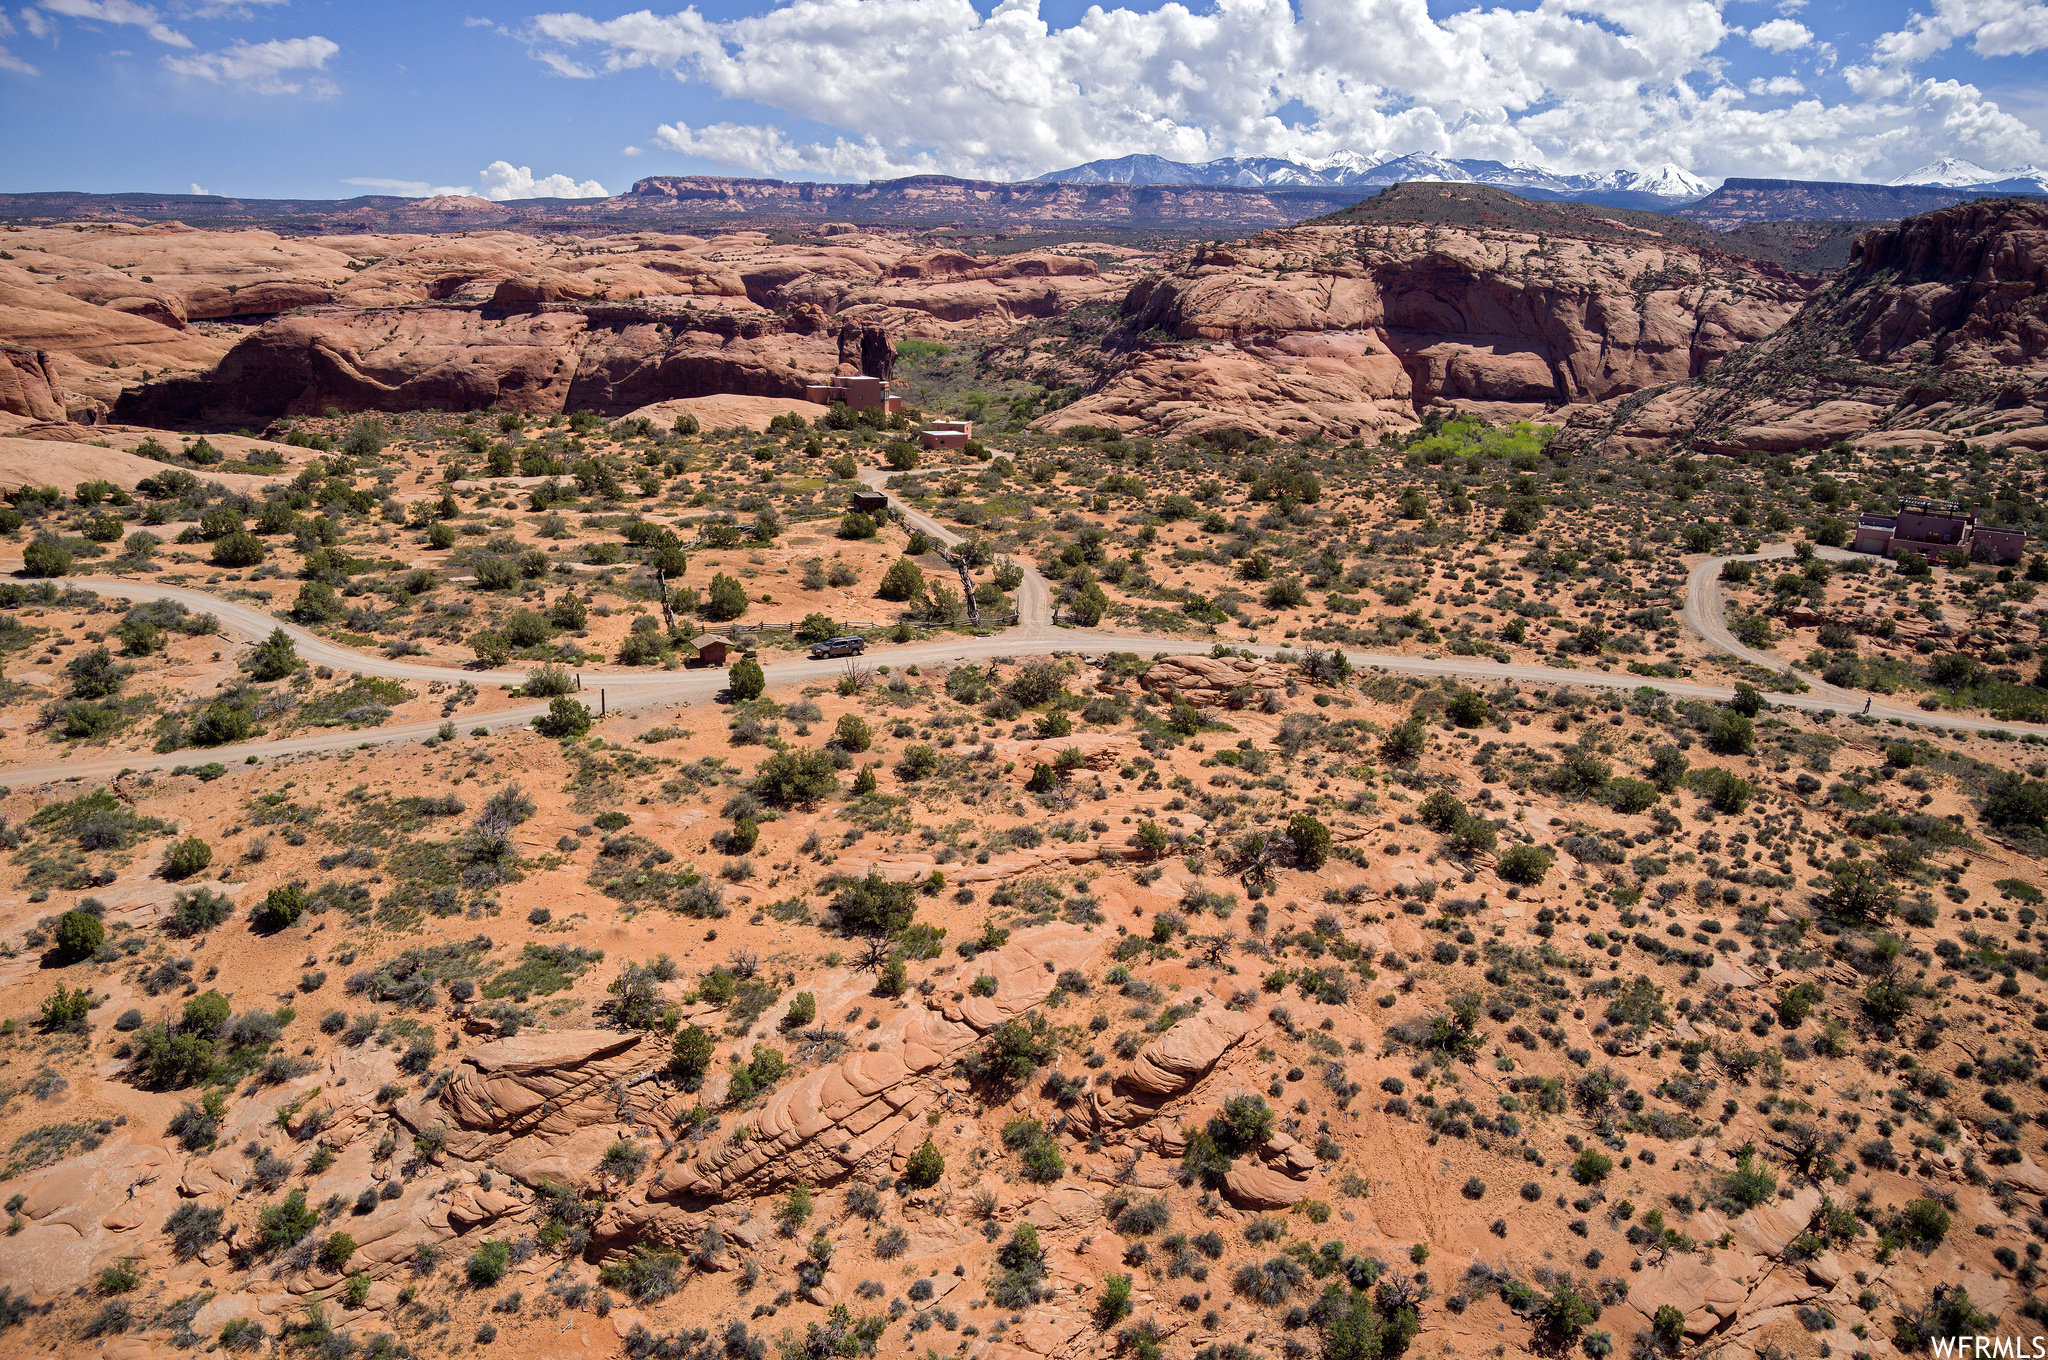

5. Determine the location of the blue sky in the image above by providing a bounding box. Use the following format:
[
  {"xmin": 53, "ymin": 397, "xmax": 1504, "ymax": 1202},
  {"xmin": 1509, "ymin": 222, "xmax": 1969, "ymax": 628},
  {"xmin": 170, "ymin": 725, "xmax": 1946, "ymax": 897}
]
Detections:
[{"xmin": 1, "ymin": 0, "xmax": 2044, "ymax": 196}]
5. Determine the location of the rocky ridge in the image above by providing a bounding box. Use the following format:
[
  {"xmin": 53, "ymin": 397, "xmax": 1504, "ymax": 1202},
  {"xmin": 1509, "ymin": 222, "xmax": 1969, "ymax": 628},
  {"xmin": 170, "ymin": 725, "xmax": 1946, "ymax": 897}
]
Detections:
[
  {"xmin": 1033, "ymin": 211, "xmax": 1813, "ymax": 440},
  {"xmin": 1561, "ymin": 196, "xmax": 2048, "ymax": 457},
  {"xmin": 0, "ymin": 223, "xmax": 1127, "ymax": 424}
]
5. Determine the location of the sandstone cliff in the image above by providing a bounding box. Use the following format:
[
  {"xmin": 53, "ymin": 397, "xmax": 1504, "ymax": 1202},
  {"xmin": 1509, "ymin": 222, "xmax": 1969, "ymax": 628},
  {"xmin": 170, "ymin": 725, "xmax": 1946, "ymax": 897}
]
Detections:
[
  {"xmin": 1561, "ymin": 196, "xmax": 2048, "ymax": 456},
  {"xmin": 1036, "ymin": 214, "xmax": 1813, "ymax": 441},
  {"xmin": 0, "ymin": 343, "xmax": 65, "ymax": 423},
  {"xmin": 0, "ymin": 222, "xmax": 1126, "ymax": 424}
]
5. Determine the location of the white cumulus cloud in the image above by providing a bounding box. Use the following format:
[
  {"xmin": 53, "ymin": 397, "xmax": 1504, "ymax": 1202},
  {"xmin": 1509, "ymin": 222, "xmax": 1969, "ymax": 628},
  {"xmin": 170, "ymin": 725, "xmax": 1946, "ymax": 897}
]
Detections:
[
  {"xmin": 1748, "ymin": 75, "xmax": 1807, "ymax": 96},
  {"xmin": 1748, "ymin": 18, "xmax": 1813, "ymax": 51},
  {"xmin": 341, "ymin": 176, "xmax": 475, "ymax": 197},
  {"xmin": 164, "ymin": 34, "xmax": 339, "ymax": 94},
  {"xmin": 39, "ymin": 0, "xmax": 190, "ymax": 47},
  {"xmin": 523, "ymin": 0, "xmax": 2047, "ymax": 183},
  {"xmin": 338, "ymin": 164, "xmax": 610, "ymax": 200},
  {"xmin": 653, "ymin": 121, "xmax": 943, "ymax": 179},
  {"xmin": 475, "ymin": 161, "xmax": 608, "ymax": 199},
  {"xmin": 1875, "ymin": 0, "xmax": 2048, "ymax": 64}
]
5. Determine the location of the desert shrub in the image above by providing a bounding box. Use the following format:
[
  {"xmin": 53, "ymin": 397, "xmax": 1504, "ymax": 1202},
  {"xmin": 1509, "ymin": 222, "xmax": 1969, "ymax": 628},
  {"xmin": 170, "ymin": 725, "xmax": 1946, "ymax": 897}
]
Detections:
[
  {"xmin": 904, "ymin": 1138, "xmax": 944, "ymax": 1188},
  {"xmin": 668, "ymin": 1025, "xmax": 715, "ymax": 1089},
  {"xmin": 834, "ymin": 872, "xmax": 917, "ymax": 935},
  {"xmin": 165, "ymin": 888, "xmax": 232, "ymax": 938},
  {"xmin": 1570, "ymin": 1149, "xmax": 1613, "ymax": 1184},
  {"xmin": 39, "ymin": 984, "xmax": 91, "ymax": 1033},
  {"xmin": 535, "ymin": 697, "xmax": 593, "ymax": 738},
  {"xmin": 751, "ymin": 747, "xmax": 839, "ymax": 808},
  {"xmin": 598, "ymin": 1245, "xmax": 685, "ymax": 1303},
  {"xmin": 832, "ymin": 714, "xmax": 873, "ymax": 752},
  {"xmin": 252, "ymin": 884, "xmax": 307, "ymax": 932},
  {"xmin": 161, "ymin": 837, "xmax": 213, "ymax": 881},
  {"xmin": 467, "ymin": 1239, "xmax": 512, "ymax": 1287},
  {"xmin": 727, "ymin": 657, "xmax": 765, "ymax": 701},
  {"xmin": 257, "ymin": 1190, "xmax": 317, "ymax": 1252},
  {"xmin": 54, "ymin": 910, "xmax": 104, "ymax": 962},
  {"xmin": 165, "ymin": 1202, "xmax": 224, "ymax": 1259},
  {"xmin": 1497, "ymin": 845, "xmax": 1553, "ymax": 886},
  {"xmin": 1116, "ymin": 1197, "xmax": 1172, "ymax": 1235}
]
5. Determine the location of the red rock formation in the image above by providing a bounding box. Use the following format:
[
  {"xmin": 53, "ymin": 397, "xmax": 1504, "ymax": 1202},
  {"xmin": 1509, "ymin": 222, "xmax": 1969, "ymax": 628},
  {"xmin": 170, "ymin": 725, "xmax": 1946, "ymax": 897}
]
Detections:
[
  {"xmin": 837, "ymin": 321, "xmax": 896, "ymax": 380},
  {"xmin": 1565, "ymin": 197, "xmax": 2048, "ymax": 456},
  {"xmin": 0, "ymin": 344, "xmax": 65, "ymax": 423},
  {"xmin": 112, "ymin": 303, "xmax": 840, "ymax": 426},
  {"xmin": 1044, "ymin": 220, "xmax": 1813, "ymax": 440},
  {"xmin": 5, "ymin": 222, "xmax": 1124, "ymax": 423}
]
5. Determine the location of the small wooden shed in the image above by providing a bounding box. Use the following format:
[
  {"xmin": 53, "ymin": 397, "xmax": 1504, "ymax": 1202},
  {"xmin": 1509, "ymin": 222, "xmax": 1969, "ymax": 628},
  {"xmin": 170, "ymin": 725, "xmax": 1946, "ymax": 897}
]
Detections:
[
  {"xmin": 851, "ymin": 490, "xmax": 889, "ymax": 515},
  {"xmin": 692, "ymin": 635, "xmax": 732, "ymax": 665}
]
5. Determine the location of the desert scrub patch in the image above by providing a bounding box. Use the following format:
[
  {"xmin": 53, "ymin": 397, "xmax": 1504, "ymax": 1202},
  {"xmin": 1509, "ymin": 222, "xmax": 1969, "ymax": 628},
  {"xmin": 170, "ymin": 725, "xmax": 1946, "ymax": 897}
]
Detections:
[
  {"xmin": 12, "ymin": 790, "xmax": 172, "ymax": 889},
  {"xmin": 373, "ymin": 839, "xmax": 462, "ymax": 902},
  {"xmin": 345, "ymin": 937, "xmax": 492, "ymax": 1008},
  {"xmin": 297, "ymin": 677, "xmax": 414, "ymax": 728},
  {"xmin": 246, "ymin": 789, "xmax": 322, "ymax": 830},
  {"xmin": 842, "ymin": 790, "xmax": 917, "ymax": 835},
  {"xmin": 324, "ymin": 790, "xmax": 466, "ymax": 845},
  {"xmin": 724, "ymin": 979, "xmax": 782, "ymax": 1035},
  {"xmin": 27, "ymin": 788, "xmax": 170, "ymax": 853},
  {"xmin": 4, "ymin": 1119, "xmax": 107, "ymax": 1178},
  {"xmin": 588, "ymin": 835, "xmax": 726, "ymax": 917},
  {"xmin": 150, "ymin": 682, "xmax": 270, "ymax": 752},
  {"xmin": 484, "ymin": 944, "xmax": 605, "ymax": 999}
]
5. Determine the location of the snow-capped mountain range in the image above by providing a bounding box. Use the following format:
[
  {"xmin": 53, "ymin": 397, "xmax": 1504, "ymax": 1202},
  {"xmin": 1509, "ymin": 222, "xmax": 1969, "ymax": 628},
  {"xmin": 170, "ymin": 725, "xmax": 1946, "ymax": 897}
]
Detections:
[
  {"xmin": 1888, "ymin": 158, "xmax": 2048, "ymax": 194},
  {"xmin": 1034, "ymin": 153, "xmax": 2048, "ymax": 206},
  {"xmin": 1033, "ymin": 152, "xmax": 1717, "ymax": 206}
]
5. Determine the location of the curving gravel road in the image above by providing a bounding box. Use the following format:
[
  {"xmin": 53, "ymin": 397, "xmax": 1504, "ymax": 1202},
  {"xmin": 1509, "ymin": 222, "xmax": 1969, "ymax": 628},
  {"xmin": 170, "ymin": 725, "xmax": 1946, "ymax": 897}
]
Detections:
[
  {"xmin": 855, "ymin": 467, "xmax": 1054, "ymax": 633},
  {"xmin": 6, "ymin": 531, "xmax": 2039, "ymax": 788},
  {"xmin": 1678, "ymin": 542, "xmax": 2033, "ymax": 733}
]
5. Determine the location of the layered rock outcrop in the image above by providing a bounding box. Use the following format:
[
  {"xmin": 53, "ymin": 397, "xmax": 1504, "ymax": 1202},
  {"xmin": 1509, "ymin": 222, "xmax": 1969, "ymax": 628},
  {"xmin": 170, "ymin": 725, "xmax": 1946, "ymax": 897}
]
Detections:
[
  {"xmin": 110, "ymin": 305, "xmax": 831, "ymax": 427},
  {"xmin": 656, "ymin": 1037, "xmax": 954, "ymax": 1202},
  {"xmin": 1, "ymin": 222, "xmax": 1127, "ymax": 422},
  {"xmin": 1042, "ymin": 212, "xmax": 1812, "ymax": 440},
  {"xmin": 1089, "ymin": 1006, "xmax": 1256, "ymax": 1132},
  {"xmin": 1118, "ymin": 1010, "xmax": 1256, "ymax": 1101},
  {"xmin": 1135, "ymin": 654, "xmax": 1293, "ymax": 709},
  {"xmin": 1086, "ymin": 1008, "xmax": 1323, "ymax": 1209},
  {"xmin": 659, "ymin": 924, "xmax": 1097, "ymax": 1202},
  {"xmin": 439, "ymin": 1029, "xmax": 651, "ymax": 1138},
  {"xmin": 0, "ymin": 344, "xmax": 65, "ymax": 423},
  {"xmin": 1565, "ymin": 197, "xmax": 2048, "ymax": 456}
]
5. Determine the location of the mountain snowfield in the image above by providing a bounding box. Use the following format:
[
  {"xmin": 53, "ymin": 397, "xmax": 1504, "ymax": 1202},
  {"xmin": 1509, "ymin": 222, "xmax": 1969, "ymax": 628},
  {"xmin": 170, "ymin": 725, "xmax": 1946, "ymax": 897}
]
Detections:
[
  {"xmin": 1033, "ymin": 153, "xmax": 1713, "ymax": 203},
  {"xmin": 1036, "ymin": 152, "xmax": 2048, "ymax": 204},
  {"xmin": 1888, "ymin": 158, "xmax": 2048, "ymax": 192}
]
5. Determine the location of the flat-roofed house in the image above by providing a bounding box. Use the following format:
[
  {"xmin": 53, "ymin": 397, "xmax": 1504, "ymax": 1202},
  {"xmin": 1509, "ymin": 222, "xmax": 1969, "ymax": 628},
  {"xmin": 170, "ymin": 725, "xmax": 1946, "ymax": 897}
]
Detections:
[
  {"xmin": 804, "ymin": 374, "xmax": 904, "ymax": 413},
  {"xmin": 920, "ymin": 420, "xmax": 972, "ymax": 451},
  {"xmin": 1851, "ymin": 497, "xmax": 2027, "ymax": 564}
]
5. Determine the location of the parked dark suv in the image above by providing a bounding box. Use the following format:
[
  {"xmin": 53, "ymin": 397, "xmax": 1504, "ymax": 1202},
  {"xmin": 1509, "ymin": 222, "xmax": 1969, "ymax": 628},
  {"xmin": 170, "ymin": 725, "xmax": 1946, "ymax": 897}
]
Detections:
[{"xmin": 809, "ymin": 636, "xmax": 867, "ymax": 659}]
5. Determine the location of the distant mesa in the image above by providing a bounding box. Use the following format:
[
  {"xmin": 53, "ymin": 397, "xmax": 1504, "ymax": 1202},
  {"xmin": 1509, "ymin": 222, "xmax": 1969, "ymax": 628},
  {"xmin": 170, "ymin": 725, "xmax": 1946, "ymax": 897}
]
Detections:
[
  {"xmin": 1674, "ymin": 176, "xmax": 2048, "ymax": 230},
  {"xmin": 0, "ymin": 157, "xmax": 2042, "ymax": 236}
]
